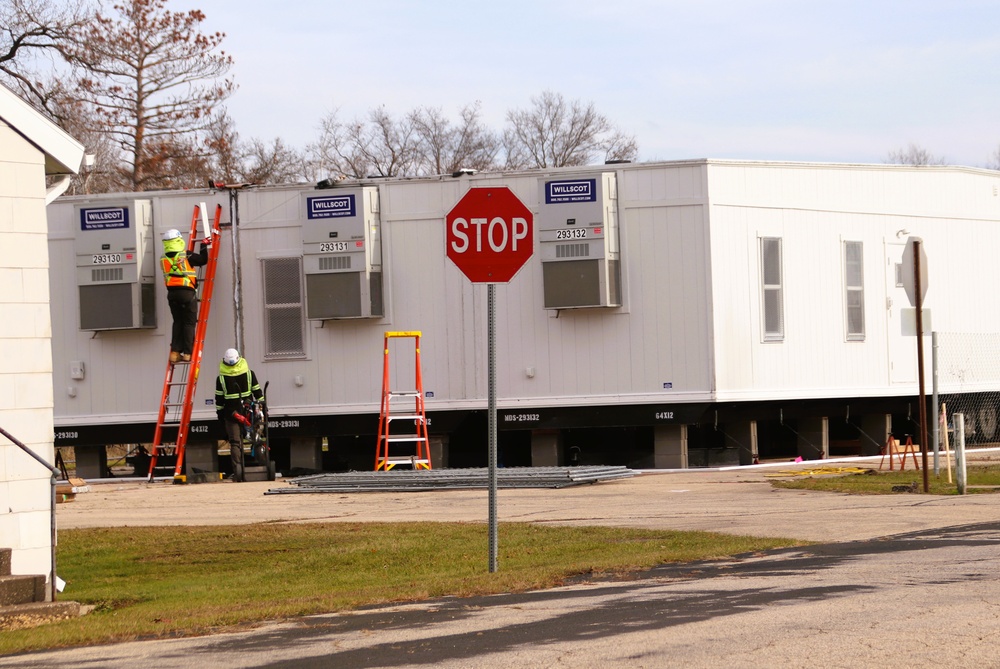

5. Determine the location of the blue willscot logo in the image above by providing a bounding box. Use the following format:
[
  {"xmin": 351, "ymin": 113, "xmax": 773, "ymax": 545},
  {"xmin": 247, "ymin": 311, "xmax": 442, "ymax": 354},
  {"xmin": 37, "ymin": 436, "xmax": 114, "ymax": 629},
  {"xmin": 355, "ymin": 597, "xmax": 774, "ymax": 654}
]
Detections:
[
  {"xmin": 80, "ymin": 207, "xmax": 129, "ymax": 230},
  {"xmin": 307, "ymin": 194, "xmax": 356, "ymax": 219},
  {"xmin": 546, "ymin": 179, "xmax": 597, "ymax": 204}
]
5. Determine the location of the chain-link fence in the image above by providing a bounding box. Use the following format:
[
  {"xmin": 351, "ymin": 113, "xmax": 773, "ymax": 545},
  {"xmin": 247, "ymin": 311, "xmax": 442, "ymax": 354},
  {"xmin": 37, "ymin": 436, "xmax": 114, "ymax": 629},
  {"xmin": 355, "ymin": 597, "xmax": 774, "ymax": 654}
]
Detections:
[{"xmin": 936, "ymin": 332, "xmax": 1000, "ymax": 446}]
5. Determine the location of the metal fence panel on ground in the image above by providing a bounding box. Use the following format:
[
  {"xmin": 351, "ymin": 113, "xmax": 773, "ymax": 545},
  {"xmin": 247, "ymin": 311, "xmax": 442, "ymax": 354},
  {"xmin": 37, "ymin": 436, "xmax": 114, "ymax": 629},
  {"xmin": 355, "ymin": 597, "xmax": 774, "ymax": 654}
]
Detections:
[{"xmin": 266, "ymin": 466, "xmax": 637, "ymax": 494}]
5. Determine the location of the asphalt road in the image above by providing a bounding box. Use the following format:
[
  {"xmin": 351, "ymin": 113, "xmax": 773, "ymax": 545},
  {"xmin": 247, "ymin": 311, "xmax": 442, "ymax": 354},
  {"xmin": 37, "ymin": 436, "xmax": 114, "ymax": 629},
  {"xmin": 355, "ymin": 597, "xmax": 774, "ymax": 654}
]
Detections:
[{"xmin": 7, "ymin": 455, "xmax": 1000, "ymax": 667}]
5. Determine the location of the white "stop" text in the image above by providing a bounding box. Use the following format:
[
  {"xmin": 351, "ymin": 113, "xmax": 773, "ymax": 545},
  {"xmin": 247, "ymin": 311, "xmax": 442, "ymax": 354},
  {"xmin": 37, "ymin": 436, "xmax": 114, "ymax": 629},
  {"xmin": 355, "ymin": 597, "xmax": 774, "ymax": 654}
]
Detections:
[{"xmin": 450, "ymin": 217, "xmax": 529, "ymax": 253}]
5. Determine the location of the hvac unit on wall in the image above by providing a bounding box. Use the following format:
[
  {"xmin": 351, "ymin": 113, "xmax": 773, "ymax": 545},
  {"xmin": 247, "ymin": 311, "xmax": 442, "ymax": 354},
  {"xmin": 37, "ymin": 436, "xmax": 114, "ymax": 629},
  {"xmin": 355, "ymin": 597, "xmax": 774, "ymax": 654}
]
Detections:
[
  {"xmin": 300, "ymin": 186, "xmax": 384, "ymax": 319},
  {"xmin": 74, "ymin": 200, "xmax": 157, "ymax": 330},
  {"xmin": 537, "ymin": 172, "xmax": 621, "ymax": 309}
]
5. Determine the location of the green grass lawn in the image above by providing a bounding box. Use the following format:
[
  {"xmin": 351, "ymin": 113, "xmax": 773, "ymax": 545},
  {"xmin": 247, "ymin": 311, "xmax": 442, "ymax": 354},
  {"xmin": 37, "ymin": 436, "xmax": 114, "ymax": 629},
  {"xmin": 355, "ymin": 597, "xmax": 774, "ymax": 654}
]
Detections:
[
  {"xmin": 768, "ymin": 463, "xmax": 1000, "ymax": 494},
  {"xmin": 1, "ymin": 522, "xmax": 805, "ymax": 655}
]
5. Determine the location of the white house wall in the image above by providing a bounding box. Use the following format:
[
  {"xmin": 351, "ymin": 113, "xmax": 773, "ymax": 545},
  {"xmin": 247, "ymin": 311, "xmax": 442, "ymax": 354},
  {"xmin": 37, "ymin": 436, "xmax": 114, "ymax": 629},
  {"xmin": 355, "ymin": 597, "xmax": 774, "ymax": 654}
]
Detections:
[{"xmin": 0, "ymin": 120, "xmax": 56, "ymax": 576}]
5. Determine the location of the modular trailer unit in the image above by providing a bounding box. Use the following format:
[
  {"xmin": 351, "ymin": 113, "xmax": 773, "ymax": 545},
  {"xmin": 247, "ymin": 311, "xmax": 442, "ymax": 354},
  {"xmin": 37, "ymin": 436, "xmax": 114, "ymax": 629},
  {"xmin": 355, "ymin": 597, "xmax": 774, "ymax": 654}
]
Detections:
[{"xmin": 47, "ymin": 160, "xmax": 1000, "ymax": 476}]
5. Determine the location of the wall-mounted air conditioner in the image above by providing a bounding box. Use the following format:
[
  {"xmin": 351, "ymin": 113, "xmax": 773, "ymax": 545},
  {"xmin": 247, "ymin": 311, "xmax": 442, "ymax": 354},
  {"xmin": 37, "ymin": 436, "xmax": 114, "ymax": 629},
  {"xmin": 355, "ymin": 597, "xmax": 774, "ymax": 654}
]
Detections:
[
  {"xmin": 301, "ymin": 186, "xmax": 383, "ymax": 319},
  {"xmin": 538, "ymin": 173, "xmax": 621, "ymax": 309},
  {"xmin": 74, "ymin": 200, "xmax": 156, "ymax": 330}
]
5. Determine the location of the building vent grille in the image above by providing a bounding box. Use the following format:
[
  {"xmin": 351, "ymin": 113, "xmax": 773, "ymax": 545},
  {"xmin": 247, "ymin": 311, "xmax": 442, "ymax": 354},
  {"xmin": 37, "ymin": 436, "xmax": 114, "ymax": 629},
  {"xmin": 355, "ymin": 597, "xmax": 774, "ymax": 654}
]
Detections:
[
  {"xmin": 262, "ymin": 256, "xmax": 306, "ymax": 359},
  {"xmin": 91, "ymin": 267, "xmax": 124, "ymax": 282},
  {"xmin": 319, "ymin": 255, "xmax": 351, "ymax": 271},
  {"xmin": 556, "ymin": 243, "xmax": 590, "ymax": 259}
]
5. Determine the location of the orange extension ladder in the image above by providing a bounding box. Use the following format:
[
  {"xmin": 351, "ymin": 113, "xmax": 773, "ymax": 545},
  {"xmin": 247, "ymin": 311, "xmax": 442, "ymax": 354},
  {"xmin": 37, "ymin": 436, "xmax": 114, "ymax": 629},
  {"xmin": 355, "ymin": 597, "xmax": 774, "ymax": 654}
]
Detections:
[
  {"xmin": 375, "ymin": 331, "xmax": 431, "ymax": 471},
  {"xmin": 148, "ymin": 203, "xmax": 223, "ymax": 482}
]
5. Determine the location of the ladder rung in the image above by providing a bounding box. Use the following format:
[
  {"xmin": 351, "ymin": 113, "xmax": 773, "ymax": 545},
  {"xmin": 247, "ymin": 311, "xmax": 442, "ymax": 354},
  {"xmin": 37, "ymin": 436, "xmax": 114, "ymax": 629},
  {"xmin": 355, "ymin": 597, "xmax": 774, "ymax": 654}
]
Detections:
[
  {"xmin": 387, "ymin": 414, "xmax": 424, "ymax": 420},
  {"xmin": 388, "ymin": 391, "xmax": 420, "ymax": 397},
  {"xmin": 382, "ymin": 434, "xmax": 427, "ymax": 442},
  {"xmin": 383, "ymin": 457, "xmax": 430, "ymax": 464}
]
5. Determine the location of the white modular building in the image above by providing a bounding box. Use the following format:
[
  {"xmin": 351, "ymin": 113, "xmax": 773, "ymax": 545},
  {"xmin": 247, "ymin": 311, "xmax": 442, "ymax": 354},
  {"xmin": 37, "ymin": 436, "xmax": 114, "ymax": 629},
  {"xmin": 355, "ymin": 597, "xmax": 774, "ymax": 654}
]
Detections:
[{"xmin": 46, "ymin": 160, "xmax": 1000, "ymax": 476}]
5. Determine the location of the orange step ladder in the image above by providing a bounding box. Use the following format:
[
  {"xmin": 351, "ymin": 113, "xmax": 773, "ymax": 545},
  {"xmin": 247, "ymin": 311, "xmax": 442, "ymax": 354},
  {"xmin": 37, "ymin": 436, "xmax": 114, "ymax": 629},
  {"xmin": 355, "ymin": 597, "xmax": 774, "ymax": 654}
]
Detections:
[
  {"xmin": 879, "ymin": 433, "xmax": 920, "ymax": 471},
  {"xmin": 375, "ymin": 331, "xmax": 431, "ymax": 471},
  {"xmin": 148, "ymin": 203, "xmax": 223, "ymax": 482}
]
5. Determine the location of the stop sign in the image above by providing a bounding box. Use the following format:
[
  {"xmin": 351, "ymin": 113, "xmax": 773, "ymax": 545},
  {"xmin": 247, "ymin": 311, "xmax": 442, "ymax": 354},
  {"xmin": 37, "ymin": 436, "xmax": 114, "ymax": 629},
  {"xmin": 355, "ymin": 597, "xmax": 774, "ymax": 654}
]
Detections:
[
  {"xmin": 900, "ymin": 236, "xmax": 929, "ymax": 307},
  {"xmin": 446, "ymin": 187, "xmax": 534, "ymax": 283}
]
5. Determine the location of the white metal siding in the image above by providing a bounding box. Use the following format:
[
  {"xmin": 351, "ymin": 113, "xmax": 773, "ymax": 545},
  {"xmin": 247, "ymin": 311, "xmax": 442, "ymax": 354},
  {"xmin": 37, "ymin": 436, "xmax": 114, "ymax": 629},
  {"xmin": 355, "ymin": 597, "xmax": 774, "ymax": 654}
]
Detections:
[{"xmin": 707, "ymin": 162, "xmax": 1000, "ymax": 400}]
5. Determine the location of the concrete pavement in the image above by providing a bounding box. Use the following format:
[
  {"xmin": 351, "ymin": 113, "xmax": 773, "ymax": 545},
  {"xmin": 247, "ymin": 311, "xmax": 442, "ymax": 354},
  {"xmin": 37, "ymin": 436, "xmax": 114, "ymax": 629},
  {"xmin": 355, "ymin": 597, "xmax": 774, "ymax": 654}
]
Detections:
[
  {"xmin": 57, "ymin": 453, "xmax": 1000, "ymax": 543},
  {"xmin": 8, "ymin": 453, "xmax": 998, "ymax": 667}
]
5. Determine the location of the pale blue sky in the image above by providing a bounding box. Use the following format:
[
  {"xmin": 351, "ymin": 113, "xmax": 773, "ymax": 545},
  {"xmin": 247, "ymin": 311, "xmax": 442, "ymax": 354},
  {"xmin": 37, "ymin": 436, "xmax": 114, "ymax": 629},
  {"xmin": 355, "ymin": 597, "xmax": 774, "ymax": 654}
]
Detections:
[{"xmin": 191, "ymin": 0, "xmax": 1000, "ymax": 167}]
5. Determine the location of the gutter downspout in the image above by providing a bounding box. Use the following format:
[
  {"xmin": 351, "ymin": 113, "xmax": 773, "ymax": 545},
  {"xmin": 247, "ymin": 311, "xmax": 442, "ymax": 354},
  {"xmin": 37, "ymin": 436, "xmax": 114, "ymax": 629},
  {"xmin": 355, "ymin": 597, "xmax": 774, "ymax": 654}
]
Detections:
[{"xmin": 44, "ymin": 175, "xmax": 72, "ymax": 205}]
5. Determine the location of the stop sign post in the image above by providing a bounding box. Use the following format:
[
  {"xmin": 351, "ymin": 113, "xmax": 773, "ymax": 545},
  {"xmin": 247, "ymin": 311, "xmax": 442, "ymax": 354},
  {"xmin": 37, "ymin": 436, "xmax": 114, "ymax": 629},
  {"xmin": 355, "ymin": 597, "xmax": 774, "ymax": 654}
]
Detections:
[
  {"xmin": 446, "ymin": 186, "xmax": 534, "ymax": 573},
  {"xmin": 901, "ymin": 237, "xmax": 931, "ymax": 492},
  {"xmin": 447, "ymin": 187, "xmax": 534, "ymax": 283}
]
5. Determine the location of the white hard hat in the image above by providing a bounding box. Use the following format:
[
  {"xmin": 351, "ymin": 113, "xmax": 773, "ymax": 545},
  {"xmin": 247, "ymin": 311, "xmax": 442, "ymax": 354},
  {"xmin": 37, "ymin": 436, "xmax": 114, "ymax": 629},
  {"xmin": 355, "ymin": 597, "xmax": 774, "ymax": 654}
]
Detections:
[
  {"xmin": 163, "ymin": 229, "xmax": 182, "ymax": 241},
  {"xmin": 222, "ymin": 348, "xmax": 240, "ymax": 366}
]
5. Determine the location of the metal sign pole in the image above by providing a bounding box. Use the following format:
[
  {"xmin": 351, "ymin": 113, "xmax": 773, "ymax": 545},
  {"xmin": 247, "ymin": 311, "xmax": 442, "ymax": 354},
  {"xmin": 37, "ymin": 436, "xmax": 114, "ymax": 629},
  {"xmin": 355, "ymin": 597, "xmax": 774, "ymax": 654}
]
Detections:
[
  {"xmin": 444, "ymin": 185, "xmax": 533, "ymax": 574},
  {"xmin": 915, "ymin": 240, "xmax": 929, "ymax": 492},
  {"xmin": 487, "ymin": 283, "xmax": 498, "ymax": 573},
  {"xmin": 931, "ymin": 331, "xmax": 939, "ymax": 475},
  {"xmin": 229, "ymin": 187, "xmax": 245, "ymax": 354}
]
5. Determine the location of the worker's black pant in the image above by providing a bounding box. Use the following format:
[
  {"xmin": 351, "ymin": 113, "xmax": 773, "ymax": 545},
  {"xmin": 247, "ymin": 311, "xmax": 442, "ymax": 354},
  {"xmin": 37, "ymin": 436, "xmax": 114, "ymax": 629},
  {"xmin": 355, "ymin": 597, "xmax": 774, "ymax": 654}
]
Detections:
[
  {"xmin": 167, "ymin": 288, "xmax": 198, "ymax": 355},
  {"xmin": 224, "ymin": 419, "xmax": 245, "ymax": 481}
]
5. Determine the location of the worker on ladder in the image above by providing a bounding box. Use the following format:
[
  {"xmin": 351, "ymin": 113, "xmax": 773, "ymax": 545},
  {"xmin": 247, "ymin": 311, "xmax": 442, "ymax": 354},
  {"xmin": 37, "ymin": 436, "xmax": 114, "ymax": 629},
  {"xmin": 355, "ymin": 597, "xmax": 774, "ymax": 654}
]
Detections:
[
  {"xmin": 215, "ymin": 348, "xmax": 264, "ymax": 482},
  {"xmin": 161, "ymin": 229, "xmax": 211, "ymax": 363}
]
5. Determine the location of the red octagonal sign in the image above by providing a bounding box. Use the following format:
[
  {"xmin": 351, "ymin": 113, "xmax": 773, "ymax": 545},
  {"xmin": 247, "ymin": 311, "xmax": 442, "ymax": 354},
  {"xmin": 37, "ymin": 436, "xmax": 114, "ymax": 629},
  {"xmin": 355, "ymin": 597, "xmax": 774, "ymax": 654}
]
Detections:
[{"xmin": 446, "ymin": 187, "xmax": 534, "ymax": 283}]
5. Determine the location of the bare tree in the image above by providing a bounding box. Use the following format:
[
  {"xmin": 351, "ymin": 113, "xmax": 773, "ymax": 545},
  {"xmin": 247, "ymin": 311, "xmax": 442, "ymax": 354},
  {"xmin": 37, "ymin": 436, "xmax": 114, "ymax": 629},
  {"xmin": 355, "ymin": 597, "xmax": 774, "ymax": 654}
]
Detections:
[
  {"xmin": 304, "ymin": 110, "xmax": 371, "ymax": 180},
  {"xmin": 603, "ymin": 129, "xmax": 639, "ymax": 164},
  {"xmin": 410, "ymin": 102, "xmax": 500, "ymax": 175},
  {"xmin": 56, "ymin": 95, "xmax": 120, "ymax": 194},
  {"xmin": 1, "ymin": 0, "xmax": 129, "ymax": 194},
  {"xmin": 200, "ymin": 113, "xmax": 306, "ymax": 185},
  {"xmin": 986, "ymin": 145, "xmax": 1000, "ymax": 171},
  {"xmin": 202, "ymin": 111, "xmax": 245, "ymax": 184},
  {"xmin": 885, "ymin": 142, "xmax": 946, "ymax": 166},
  {"xmin": 66, "ymin": 0, "xmax": 235, "ymax": 191},
  {"xmin": 306, "ymin": 107, "xmax": 419, "ymax": 179},
  {"xmin": 502, "ymin": 91, "xmax": 638, "ymax": 169},
  {"xmin": 240, "ymin": 137, "xmax": 304, "ymax": 185},
  {"xmin": 306, "ymin": 93, "xmax": 637, "ymax": 180},
  {"xmin": 302, "ymin": 109, "xmax": 344, "ymax": 182},
  {"xmin": 0, "ymin": 0, "xmax": 91, "ymax": 106},
  {"xmin": 355, "ymin": 106, "xmax": 419, "ymax": 177}
]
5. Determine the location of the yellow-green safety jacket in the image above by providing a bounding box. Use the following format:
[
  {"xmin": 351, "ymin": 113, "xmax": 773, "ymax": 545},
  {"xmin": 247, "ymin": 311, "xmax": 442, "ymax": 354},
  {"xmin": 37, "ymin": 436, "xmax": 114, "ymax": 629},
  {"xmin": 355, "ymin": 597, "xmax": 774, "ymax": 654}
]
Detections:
[
  {"xmin": 215, "ymin": 357, "xmax": 263, "ymax": 420},
  {"xmin": 161, "ymin": 236, "xmax": 209, "ymax": 290}
]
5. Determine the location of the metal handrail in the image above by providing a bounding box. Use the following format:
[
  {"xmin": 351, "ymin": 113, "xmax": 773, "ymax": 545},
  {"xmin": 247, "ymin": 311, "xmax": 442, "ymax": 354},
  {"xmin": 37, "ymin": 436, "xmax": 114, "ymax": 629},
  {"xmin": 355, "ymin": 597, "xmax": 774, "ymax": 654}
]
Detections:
[{"xmin": 0, "ymin": 426, "xmax": 59, "ymax": 602}]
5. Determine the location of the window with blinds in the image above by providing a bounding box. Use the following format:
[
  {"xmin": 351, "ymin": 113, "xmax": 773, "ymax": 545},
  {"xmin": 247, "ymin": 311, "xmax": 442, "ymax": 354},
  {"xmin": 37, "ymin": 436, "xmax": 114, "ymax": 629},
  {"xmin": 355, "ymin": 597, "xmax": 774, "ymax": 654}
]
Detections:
[
  {"xmin": 844, "ymin": 241, "xmax": 865, "ymax": 340},
  {"xmin": 760, "ymin": 237, "xmax": 784, "ymax": 341}
]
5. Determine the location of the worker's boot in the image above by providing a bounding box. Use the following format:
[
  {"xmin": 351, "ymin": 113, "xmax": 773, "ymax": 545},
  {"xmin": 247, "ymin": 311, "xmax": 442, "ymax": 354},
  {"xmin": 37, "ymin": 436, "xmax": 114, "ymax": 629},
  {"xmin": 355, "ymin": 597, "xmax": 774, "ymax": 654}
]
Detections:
[
  {"xmin": 180, "ymin": 353, "xmax": 192, "ymax": 362},
  {"xmin": 169, "ymin": 351, "xmax": 180, "ymax": 363}
]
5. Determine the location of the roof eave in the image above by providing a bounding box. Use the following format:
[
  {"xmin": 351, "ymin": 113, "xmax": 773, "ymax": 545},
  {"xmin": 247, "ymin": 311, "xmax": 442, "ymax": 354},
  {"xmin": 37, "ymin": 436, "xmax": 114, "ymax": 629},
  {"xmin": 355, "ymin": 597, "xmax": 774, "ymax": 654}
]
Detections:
[{"xmin": 0, "ymin": 83, "xmax": 85, "ymax": 176}]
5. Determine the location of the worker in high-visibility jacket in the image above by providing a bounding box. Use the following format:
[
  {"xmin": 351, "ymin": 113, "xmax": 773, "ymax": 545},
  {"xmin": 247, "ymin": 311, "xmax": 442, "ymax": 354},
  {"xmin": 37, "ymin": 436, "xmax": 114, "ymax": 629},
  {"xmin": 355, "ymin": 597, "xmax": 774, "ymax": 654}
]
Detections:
[
  {"xmin": 215, "ymin": 348, "xmax": 264, "ymax": 482},
  {"xmin": 160, "ymin": 229, "xmax": 210, "ymax": 363}
]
